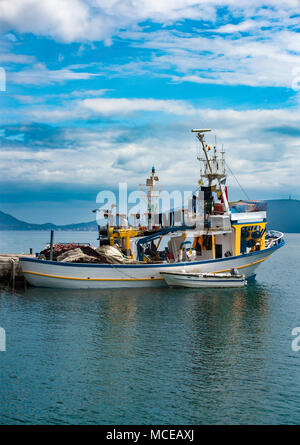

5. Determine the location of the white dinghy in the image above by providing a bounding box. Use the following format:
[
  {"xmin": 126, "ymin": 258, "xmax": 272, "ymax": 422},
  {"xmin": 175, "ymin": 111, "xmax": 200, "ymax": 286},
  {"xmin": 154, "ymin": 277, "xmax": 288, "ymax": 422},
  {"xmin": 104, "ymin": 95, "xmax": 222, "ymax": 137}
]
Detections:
[{"xmin": 160, "ymin": 269, "xmax": 247, "ymax": 288}]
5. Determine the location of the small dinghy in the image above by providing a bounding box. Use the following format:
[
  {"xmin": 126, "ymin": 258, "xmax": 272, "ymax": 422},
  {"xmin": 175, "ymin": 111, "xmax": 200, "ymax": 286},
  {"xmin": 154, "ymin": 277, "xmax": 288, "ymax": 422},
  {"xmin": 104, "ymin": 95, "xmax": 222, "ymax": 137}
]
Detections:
[{"xmin": 160, "ymin": 268, "xmax": 247, "ymax": 288}]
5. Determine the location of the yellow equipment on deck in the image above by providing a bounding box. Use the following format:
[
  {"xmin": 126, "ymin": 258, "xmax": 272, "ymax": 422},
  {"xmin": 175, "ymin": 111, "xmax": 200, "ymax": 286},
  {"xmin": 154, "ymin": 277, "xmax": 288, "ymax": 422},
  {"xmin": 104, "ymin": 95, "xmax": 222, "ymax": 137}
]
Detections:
[
  {"xmin": 233, "ymin": 222, "xmax": 266, "ymax": 256},
  {"xmin": 108, "ymin": 227, "xmax": 139, "ymax": 257}
]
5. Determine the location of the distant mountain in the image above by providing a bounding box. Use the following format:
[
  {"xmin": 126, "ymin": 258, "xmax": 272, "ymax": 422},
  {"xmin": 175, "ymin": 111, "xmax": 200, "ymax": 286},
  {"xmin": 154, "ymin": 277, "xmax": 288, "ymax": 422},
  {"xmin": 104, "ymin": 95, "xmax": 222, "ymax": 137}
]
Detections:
[
  {"xmin": 0, "ymin": 199, "xmax": 299, "ymax": 232},
  {"xmin": 266, "ymin": 199, "xmax": 300, "ymax": 233},
  {"xmin": 0, "ymin": 210, "xmax": 98, "ymax": 231}
]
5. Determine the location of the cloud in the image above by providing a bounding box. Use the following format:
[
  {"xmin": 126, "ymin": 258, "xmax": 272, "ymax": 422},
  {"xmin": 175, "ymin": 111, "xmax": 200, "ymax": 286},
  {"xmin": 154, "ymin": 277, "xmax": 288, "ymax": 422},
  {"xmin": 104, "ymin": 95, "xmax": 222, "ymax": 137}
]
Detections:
[
  {"xmin": 0, "ymin": 0, "xmax": 214, "ymax": 43},
  {"xmin": 0, "ymin": 105, "xmax": 299, "ymax": 197},
  {"xmin": 0, "ymin": 0, "xmax": 297, "ymax": 43},
  {"xmin": 81, "ymin": 97, "xmax": 194, "ymax": 115},
  {"xmin": 119, "ymin": 26, "xmax": 300, "ymax": 88},
  {"xmin": 1, "ymin": 0, "xmax": 299, "ymax": 219},
  {"xmin": 0, "ymin": 1, "xmax": 299, "ymax": 89},
  {"xmin": 8, "ymin": 62, "xmax": 101, "ymax": 85},
  {"xmin": 10, "ymin": 97, "xmax": 194, "ymax": 123},
  {"xmin": 68, "ymin": 89, "xmax": 112, "ymax": 97},
  {"xmin": 12, "ymin": 89, "xmax": 110, "ymax": 105},
  {"xmin": 0, "ymin": 36, "xmax": 35, "ymax": 65},
  {"xmin": 216, "ymin": 20, "xmax": 268, "ymax": 34},
  {"xmin": 0, "ymin": 53, "xmax": 35, "ymax": 64}
]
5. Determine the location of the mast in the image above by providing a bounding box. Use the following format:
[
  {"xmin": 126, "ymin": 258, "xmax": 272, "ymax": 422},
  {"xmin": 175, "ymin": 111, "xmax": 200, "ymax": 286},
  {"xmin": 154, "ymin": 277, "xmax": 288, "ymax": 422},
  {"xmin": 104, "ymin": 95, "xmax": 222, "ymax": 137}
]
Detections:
[
  {"xmin": 139, "ymin": 166, "xmax": 160, "ymax": 229},
  {"xmin": 192, "ymin": 129, "xmax": 213, "ymax": 180},
  {"xmin": 191, "ymin": 129, "xmax": 229, "ymax": 213}
]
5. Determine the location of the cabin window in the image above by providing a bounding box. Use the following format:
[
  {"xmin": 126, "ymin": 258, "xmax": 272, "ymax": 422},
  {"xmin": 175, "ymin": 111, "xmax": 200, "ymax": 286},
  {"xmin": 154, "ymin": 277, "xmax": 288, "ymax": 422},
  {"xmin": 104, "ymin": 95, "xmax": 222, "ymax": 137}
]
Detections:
[{"xmin": 215, "ymin": 244, "xmax": 223, "ymax": 259}]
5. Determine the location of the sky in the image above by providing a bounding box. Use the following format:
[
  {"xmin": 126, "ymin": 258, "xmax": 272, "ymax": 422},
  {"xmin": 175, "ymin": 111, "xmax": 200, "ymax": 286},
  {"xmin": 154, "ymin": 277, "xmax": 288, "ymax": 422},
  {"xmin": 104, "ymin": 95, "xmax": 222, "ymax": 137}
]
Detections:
[{"xmin": 0, "ymin": 0, "xmax": 300, "ymax": 224}]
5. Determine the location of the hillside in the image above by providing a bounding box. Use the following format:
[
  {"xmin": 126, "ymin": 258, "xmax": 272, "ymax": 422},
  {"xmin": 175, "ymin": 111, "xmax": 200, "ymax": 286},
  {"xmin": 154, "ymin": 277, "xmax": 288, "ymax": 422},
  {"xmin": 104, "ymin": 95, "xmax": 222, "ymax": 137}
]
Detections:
[
  {"xmin": 266, "ymin": 199, "xmax": 300, "ymax": 233},
  {"xmin": 0, "ymin": 199, "xmax": 299, "ymax": 232},
  {"xmin": 0, "ymin": 210, "xmax": 98, "ymax": 231}
]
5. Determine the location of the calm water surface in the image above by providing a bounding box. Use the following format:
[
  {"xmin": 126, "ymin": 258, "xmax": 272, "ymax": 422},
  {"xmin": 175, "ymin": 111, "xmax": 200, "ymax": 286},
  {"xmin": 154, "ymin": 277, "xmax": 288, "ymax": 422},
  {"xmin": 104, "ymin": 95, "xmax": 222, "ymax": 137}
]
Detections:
[{"xmin": 0, "ymin": 232, "xmax": 300, "ymax": 424}]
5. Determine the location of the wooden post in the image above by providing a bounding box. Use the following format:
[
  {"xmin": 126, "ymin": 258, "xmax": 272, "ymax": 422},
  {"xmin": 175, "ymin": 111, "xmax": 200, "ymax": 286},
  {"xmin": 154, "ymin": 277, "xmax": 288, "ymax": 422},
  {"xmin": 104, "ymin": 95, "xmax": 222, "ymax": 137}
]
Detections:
[
  {"xmin": 10, "ymin": 258, "xmax": 15, "ymax": 290},
  {"xmin": 50, "ymin": 230, "xmax": 54, "ymax": 261}
]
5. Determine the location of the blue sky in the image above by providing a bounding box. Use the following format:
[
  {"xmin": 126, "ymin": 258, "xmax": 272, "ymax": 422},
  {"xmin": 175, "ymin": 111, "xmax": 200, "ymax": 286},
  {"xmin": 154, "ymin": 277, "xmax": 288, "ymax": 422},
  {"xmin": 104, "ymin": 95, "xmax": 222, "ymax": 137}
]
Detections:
[{"xmin": 0, "ymin": 0, "xmax": 299, "ymax": 224}]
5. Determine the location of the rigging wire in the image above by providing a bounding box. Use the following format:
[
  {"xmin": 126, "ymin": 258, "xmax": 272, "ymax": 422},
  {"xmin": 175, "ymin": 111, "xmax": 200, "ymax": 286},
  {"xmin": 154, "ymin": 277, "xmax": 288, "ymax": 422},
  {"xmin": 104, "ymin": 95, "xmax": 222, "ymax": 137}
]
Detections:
[{"xmin": 225, "ymin": 160, "xmax": 251, "ymax": 201}]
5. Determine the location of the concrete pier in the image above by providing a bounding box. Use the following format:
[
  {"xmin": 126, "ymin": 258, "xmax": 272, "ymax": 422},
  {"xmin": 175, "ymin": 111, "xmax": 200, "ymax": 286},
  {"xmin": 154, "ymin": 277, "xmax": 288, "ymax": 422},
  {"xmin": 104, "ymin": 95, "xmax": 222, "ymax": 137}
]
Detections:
[{"xmin": 0, "ymin": 254, "xmax": 35, "ymax": 288}]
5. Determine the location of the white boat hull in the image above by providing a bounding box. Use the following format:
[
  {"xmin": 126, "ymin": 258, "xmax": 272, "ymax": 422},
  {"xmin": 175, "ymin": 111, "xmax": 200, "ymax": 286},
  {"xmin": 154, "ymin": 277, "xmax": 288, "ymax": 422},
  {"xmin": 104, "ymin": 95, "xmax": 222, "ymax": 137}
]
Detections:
[
  {"xmin": 20, "ymin": 241, "xmax": 284, "ymax": 289},
  {"xmin": 161, "ymin": 272, "xmax": 246, "ymax": 288}
]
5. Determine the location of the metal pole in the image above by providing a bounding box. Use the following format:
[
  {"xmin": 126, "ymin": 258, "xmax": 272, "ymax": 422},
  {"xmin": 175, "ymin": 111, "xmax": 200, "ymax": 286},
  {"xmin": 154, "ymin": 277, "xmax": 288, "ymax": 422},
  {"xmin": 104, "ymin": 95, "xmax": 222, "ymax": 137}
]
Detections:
[
  {"xmin": 198, "ymin": 133, "xmax": 213, "ymax": 175},
  {"xmin": 97, "ymin": 225, "xmax": 101, "ymax": 247},
  {"xmin": 50, "ymin": 230, "xmax": 54, "ymax": 261}
]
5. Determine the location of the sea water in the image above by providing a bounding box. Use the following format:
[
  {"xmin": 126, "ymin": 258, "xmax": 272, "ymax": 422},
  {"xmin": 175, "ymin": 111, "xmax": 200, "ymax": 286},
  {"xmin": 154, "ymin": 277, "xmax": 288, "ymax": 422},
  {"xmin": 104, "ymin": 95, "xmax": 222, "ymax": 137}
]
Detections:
[{"xmin": 0, "ymin": 232, "xmax": 300, "ymax": 424}]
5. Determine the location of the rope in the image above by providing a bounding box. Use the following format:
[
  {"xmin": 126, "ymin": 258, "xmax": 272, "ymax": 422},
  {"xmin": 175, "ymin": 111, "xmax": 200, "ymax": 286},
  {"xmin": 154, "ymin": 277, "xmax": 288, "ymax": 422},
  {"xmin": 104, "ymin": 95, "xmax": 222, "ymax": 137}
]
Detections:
[{"xmin": 225, "ymin": 161, "xmax": 251, "ymax": 201}]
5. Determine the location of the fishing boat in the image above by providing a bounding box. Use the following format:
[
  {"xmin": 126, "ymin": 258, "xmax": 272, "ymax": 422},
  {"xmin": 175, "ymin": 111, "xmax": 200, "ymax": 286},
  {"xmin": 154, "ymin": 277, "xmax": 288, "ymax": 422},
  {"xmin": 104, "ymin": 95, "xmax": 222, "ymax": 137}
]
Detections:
[
  {"xmin": 20, "ymin": 129, "xmax": 285, "ymax": 289},
  {"xmin": 160, "ymin": 270, "xmax": 247, "ymax": 288}
]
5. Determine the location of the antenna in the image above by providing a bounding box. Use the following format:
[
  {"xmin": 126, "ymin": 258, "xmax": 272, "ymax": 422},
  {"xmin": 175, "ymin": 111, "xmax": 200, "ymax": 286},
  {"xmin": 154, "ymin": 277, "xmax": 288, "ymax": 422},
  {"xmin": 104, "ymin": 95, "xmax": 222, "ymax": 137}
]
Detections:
[{"xmin": 191, "ymin": 129, "xmax": 211, "ymax": 133}]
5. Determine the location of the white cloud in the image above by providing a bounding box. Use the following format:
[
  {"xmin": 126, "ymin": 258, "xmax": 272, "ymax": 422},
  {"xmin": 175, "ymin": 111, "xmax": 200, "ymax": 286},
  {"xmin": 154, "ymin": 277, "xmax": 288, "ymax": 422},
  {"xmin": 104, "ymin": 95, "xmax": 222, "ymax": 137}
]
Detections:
[
  {"xmin": 69, "ymin": 89, "xmax": 112, "ymax": 97},
  {"xmin": 216, "ymin": 20, "xmax": 268, "ymax": 34},
  {"xmin": 12, "ymin": 89, "xmax": 111, "ymax": 105},
  {"xmin": 81, "ymin": 97, "xmax": 194, "ymax": 115},
  {"xmin": 1, "ymin": 0, "xmax": 299, "ymax": 205},
  {"xmin": 1, "ymin": 102, "xmax": 299, "ymax": 196},
  {"xmin": 0, "ymin": 0, "xmax": 214, "ymax": 43},
  {"xmin": 120, "ymin": 26, "xmax": 300, "ymax": 88},
  {"xmin": 0, "ymin": 53, "xmax": 34, "ymax": 64},
  {"xmin": 0, "ymin": 1, "xmax": 299, "ymax": 88},
  {"xmin": 0, "ymin": 0, "xmax": 298, "ymax": 43},
  {"xmin": 8, "ymin": 63, "xmax": 101, "ymax": 85}
]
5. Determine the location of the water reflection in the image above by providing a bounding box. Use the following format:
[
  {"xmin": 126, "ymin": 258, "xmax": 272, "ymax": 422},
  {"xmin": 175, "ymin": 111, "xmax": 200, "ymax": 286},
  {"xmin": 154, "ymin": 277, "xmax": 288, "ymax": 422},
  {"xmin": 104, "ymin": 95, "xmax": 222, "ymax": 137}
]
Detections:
[{"xmin": 0, "ymin": 280, "xmax": 296, "ymax": 424}]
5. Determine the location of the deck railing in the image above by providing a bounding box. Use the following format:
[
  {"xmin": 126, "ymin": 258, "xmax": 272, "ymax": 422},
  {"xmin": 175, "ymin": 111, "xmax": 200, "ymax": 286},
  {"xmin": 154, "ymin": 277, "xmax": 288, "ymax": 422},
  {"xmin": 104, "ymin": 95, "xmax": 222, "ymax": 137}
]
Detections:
[{"xmin": 265, "ymin": 230, "xmax": 284, "ymax": 247}]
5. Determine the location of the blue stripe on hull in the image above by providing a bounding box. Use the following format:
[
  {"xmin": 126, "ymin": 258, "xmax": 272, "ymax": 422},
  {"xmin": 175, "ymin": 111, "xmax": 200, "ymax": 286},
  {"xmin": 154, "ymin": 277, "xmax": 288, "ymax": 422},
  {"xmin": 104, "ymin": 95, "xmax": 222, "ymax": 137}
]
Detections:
[{"xmin": 19, "ymin": 240, "xmax": 285, "ymax": 268}]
